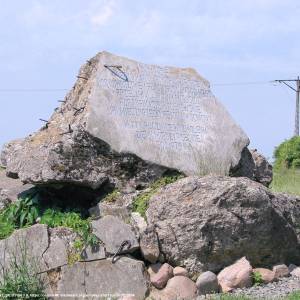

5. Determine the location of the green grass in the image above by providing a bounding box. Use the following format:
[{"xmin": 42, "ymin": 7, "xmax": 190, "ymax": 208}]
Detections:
[
  {"xmin": 210, "ymin": 292, "xmax": 300, "ymax": 300},
  {"xmin": 287, "ymin": 291, "xmax": 300, "ymax": 300},
  {"xmin": 0, "ymin": 242, "xmax": 47, "ymax": 299},
  {"xmin": 103, "ymin": 189, "xmax": 121, "ymax": 203},
  {"xmin": 252, "ymin": 271, "xmax": 263, "ymax": 286},
  {"xmin": 0, "ymin": 190, "xmax": 98, "ymax": 251},
  {"xmin": 271, "ymin": 168, "xmax": 300, "ymax": 196},
  {"xmin": 0, "ymin": 215, "xmax": 15, "ymax": 239},
  {"xmin": 132, "ymin": 173, "xmax": 184, "ymax": 218},
  {"xmin": 213, "ymin": 296, "xmax": 251, "ymax": 300},
  {"xmin": 40, "ymin": 208, "xmax": 98, "ymax": 247}
]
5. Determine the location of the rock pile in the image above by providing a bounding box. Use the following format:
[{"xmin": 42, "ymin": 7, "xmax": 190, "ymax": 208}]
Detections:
[
  {"xmin": 0, "ymin": 174, "xmax": 299, "ymax": 298},
  {"xmin": 1, "ymin": 51, "xmax": 298, "ymax": 299}
]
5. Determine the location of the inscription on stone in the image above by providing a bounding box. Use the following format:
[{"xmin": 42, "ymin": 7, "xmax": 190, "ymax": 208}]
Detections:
[
  {"xmin": 98, "ymin": 64, "xmax": 214, "ymax": 151},
  {"xmin": 87, "ymin": 52, "xmax": 249, "ymax": 175}
]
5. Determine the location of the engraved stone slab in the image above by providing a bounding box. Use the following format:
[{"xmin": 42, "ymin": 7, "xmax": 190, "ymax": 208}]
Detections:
[
  {"xmin": 87, "ymin": 52, "xmax": 249, "ymax": 175},
  {"xmin": 1, "ymin": 51, "xmax": 249, "ymax": 188}
]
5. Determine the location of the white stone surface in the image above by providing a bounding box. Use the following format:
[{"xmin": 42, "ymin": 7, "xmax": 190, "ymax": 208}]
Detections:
[{"xmin": 87, "ymin": 52, "xmax": 249, "ymax": 175}]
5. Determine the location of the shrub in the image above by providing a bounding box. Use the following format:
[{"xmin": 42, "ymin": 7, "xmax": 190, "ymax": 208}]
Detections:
[
  {"xmin": 0, "ymin": 215, "xmax": 15, "ymax": 240},
  {"xmin": 292, "ymin": 158, "xmax": 300, "ymax": 168},
  {"xmin": 40, "ymin": 208, "xmax": 98, "ymax": 247},
  {"xmin": 274, "ymin": 136, "xmax": 300, "ymax": 170},
  {"xmin": 3, "ymin": 196, "xmax": 39, "ymax": 228},
  {"xmin": 132, "ymin": 173, "xmax": 184, "ymax": 218},
  {"xmin": 103, "ymin": 189, "xmax": 121, "ymax": 203},
  {"xmin": 0, "ymin": 241, "xmax": 47, "ymax": 299},
  {"xmin": 0, "ymin": 191, "xmax": 98, "ymax": 250},
  {"xmin": 252, "ymin": 271, "xmax": 263, "ymax": 285}
]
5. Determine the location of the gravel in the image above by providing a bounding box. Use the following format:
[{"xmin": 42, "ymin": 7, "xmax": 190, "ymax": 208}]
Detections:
[
  {"xmin": 232, "ymin": 276, "xmax": 300, "ymax": 299},
  {"xmin": 196, "ymin": 276, "xmax": 300, "ymax": 299}
]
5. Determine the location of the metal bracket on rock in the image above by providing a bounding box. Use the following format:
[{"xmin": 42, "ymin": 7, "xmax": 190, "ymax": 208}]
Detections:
[
  {"xmin": 104, "ymin": 65, "xmax": 128, "ymax": 82},
  {"xmin": 60, "ymin": 124, "xmax": 73, "ymax": 135},
  {"xmin": 111, "ymin": 240, "xmax": 132, "ymax": 264},
  {"xmin": 77, "ymin": 75, "xmax": 89, "ymax": 80},
  {"xmin": 73, "ymin": 106, "xmax": 85, "ymax": 116},
  {"xmin": 39, "ymin": 118, "xmax": 49, "ymax": 129}
]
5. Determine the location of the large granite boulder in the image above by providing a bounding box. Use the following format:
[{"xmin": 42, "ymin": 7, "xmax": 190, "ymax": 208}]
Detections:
[
  {"xmin": 146, "ymin": 176, "xmax": 300, "ymax": 275},
  {"xmin": 1, "ymin": 51, "xmax": 249, "ymax": 189}
]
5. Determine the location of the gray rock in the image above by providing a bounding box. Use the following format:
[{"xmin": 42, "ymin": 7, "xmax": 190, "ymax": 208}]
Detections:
[
  {"xmin": 289, "ymin": 264, "xmax": 298, "ymax": 272},
  {"xmin": 43, "ymin": 236, "xmax": 68, "ymax": 270},
  {"xmin": 131, "ymin": 212, "xmax": 147, "ymax": 232},
  {"xmin": 80, "ymin": 244, "xmax": 106, "ymax": 261},
  {"xmin": 56, "ymin": 257, "xmax": 149, "ymax": 300},
  {"xmin": 230, "ymin": 147, "xmax": 255, "ymax": 180},
  {"xmin": 131, "ymin": 212, "xmax": 160, "ymax": 263},
  {"xmin": 2, "ymin": 51, "xmax": 249, "ymax": 188},
  {"xmin": 271, "ymin": 193, "xmax": 300, "ymax": 244},
  {"xmin": 273, "ymin": 264, "xmax": 290, "ymax": 279},
  {"xmin": 139, "ymin": 225, "xmax": 160, "ymax": 264},
  {"xmin": 0, "ymin": 169, "xmax": 34, "ymax": 210},
  {"xmin": 0, "ymin": 224, "xmax": 49, "ymax": 275},
  {"xmin": 43, "ymin": 227, "xmax": 76, "ymax": 269},
  {"xmin": 250, "ymin": 149, "xmax": 273, "ymax": 187},
  {"xmin": 231, "ymin": 148, "xmax": 272, "ymax": 186},
  {"xmin": 290, "ymin": 267, "xmax": 300, "ymax": 277},
  {"xmin": 196, "ymin": 271, "xmax": 219, "ymax": 295},
  {"xmin": 146, "ymin": 176, "xmax": 300, "ymax": 274},
  {"xmin": 89, "ymin": 192, "xmax": 136, "ymax": 221},
  {"xmin": 148, "ymin": 263, "xmax": 162, "ymax": 276},
  {"xmin": 92, "ymin": 215, "xmax": 139, "ymax": 254}
]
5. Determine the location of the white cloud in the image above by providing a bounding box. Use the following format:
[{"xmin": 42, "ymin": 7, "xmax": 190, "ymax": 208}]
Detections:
[{"xmin": 90, "ymin": 0, "xmax": 117, "ymax": 27}]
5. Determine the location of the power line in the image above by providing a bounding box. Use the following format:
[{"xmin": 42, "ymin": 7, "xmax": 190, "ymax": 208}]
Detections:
[
  {"xmin": 275, "ymin": 77, "xmax": 300, "ymax": 137},
  {"xmin": 211, "ymin": 81, "xmax": 271, "ymax": 86},
  {"xmin": 0, "ymin": 81, "xmax": 273, "ymax": 92}
]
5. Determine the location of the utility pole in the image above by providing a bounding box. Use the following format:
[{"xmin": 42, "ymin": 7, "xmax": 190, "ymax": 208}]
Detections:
[{"xmin": 275, "ymin": 77, "xmax": 300, "ymax": 136}]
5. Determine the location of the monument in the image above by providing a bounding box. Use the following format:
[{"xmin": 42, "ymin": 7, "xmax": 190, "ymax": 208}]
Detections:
[{"xmin": 1, "ymin": 51, "xmax": 249, "ymax": 188}]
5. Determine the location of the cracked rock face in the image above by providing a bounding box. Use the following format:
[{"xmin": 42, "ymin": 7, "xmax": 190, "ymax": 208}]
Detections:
[
  {"xmin": 0, "ymin": 224, "xmax": 50, "ymax": 276},
  {"xmin": 91, "ymin": 215, "xmax": 139, "ymax": 254},
  {"xmin": 0, "ymin": 225, "xmax": 149, "ymax": 299},
  {"xmin": 0, "ymin": 224, "xmax": 77, "ymax": 278},
  {"xmin": 146, "ymin": 176, "xmax": 300, "ymax": 275},
  {"xmin": 56, "ymin": 257, "xmax": 148, "ymax": 300},
  {"xmin": 1, "ymin": 51, "xmax": 249, "ymax": 189}
]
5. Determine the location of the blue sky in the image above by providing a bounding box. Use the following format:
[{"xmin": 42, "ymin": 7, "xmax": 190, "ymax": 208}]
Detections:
[{"xmin": 1, "ymin": 0, "xmax": 300, "ymax": 160}]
